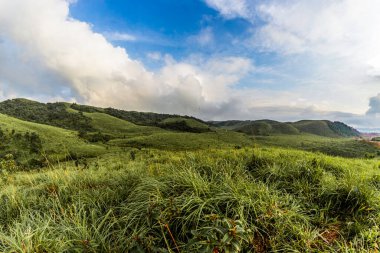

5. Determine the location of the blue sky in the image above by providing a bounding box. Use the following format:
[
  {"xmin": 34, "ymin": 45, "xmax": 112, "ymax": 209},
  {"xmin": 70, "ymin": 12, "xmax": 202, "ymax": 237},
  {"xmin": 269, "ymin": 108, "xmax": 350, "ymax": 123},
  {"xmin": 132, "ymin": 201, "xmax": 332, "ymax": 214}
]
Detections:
[
  {"xmin": 69, "ymin": 0, "xmax": 295, "ymax": 91},
  {"xmin": 70, "ymin": 0, "xmax": 257, "ymax": 65},
  {"xmin": 0, "ymin": 0, "xmax": 380, "ymax": 129}
]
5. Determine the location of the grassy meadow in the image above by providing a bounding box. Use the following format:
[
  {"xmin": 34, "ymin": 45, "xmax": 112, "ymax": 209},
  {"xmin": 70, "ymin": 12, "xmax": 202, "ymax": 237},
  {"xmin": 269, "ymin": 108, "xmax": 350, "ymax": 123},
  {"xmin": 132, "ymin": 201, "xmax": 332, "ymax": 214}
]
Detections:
[
  {"xmin": 253, "ymin": 134, "xmax": 379, "ymax": 158},
  {"xmin": 1, "ymin": 99, "xmax": 380, "ymax": 252},
  {"xmin": 1, "ymin": 147, "xmax": 380, "ymax": 252}
]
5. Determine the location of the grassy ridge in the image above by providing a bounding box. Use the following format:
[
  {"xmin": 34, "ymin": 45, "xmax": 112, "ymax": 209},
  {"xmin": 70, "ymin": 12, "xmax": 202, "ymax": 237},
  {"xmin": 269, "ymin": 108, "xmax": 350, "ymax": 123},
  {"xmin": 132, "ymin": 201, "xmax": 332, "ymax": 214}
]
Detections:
[
  {"xmin": 0, "ymin": 99, "xmax": 93, "ymax": 131},
  {"xmin": 0, "ymin": 113, "xmax": 105, "ymax": 161},
  {"xmin": 83, "ymin": 112, "xmax": 162, "ymax": 138},
  {"xmin": 1, "ymin": 147, "xmax": 380, "ymax": 252},
  {"xmin": 211, "ymin": 119, "xmax": 360, "ymax": 137},
  {"xmin": 110, "ymin": 130, "xmax": 253, "ymax": 150},
  {"xmin": 254, "ymin": 134, "xmax": 379, "ymax": 158},
  {"xmin": 0, "ymin": 99, "xmax": 210, "ymax": 134}
]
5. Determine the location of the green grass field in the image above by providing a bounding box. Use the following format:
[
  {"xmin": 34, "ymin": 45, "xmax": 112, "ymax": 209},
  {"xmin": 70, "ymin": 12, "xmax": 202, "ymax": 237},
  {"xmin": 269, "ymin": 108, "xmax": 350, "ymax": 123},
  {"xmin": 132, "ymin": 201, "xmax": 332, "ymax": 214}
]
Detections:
[
  {"xmin": 1, "ymin": 99, "xmax": 380, "ymax": 252},
  {"xmin": 253, "ymin": 134, "xmax": 379, "ymax": 158},
  {"xmin": 0, "ymin": 113, "xmax": 106, "ymax": 162},
  {"xmin": 84, "ymin": 112, "xmax": 163, "ymax": 138},
  {"xmin": 110, "ymin": 130, "xmax": 253, "ymax": 150},
  {"xmin": 1, "ymin": 147, "xmax": 380, "ymax": 252}
]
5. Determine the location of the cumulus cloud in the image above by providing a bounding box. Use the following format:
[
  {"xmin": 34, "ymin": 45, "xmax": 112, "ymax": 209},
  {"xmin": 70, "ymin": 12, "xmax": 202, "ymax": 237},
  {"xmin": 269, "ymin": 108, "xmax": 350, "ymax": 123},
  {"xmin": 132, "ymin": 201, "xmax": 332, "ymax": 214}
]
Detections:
[
  {"xmin": 0, "ymin": 0, "xmax": 254, "ymax": 117},
  {"xmin": 255, "ymin": 0, "xmax": 380, "ymax": 116},
  {"xmin": 1, "ymin": 0, "xmax": 379, "ymax": 128},
  {"xmin": 256, "ymin": 0, "xmax": 380, "ymax": 62},
  {"xmin": 256, "ymin": 1, "xmax": 380, "ymax": 75},
  {"xmin": 205, "ymin": 0, "xmax": 380, "ymax": 125},
  {"xmin": 367, "ymin": 94, "xmax": 380, "ymax": 115}
]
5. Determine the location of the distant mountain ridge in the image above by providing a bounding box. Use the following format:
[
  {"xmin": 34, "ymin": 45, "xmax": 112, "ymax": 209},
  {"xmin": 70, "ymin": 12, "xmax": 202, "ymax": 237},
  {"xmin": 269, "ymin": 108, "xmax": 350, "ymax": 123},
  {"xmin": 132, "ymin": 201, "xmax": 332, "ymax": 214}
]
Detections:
[
  {"xmin": 0, "ymin": 98, "xmax": 360, "ymax": 138},
  {"xmin": 210, "ymin": 119, "xmax": 361, "ymax": 137}
]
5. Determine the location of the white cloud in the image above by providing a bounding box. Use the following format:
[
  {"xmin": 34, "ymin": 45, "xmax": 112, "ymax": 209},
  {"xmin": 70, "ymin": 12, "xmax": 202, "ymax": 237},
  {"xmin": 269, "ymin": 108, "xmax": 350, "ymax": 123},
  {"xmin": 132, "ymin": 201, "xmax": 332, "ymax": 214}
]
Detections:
[
  {"xmin": 104, "ymin": 32, "xmax": 137, "ymax": 42},
  {"xmin": 367, "ymin": 94, "xmax": 380, "ymax": 115},
  {"xmin": 0, "ymin": 0, "xmax": 254, "ymax": 117},
  {"xmin": 1, "ymin": 0, "xmax": 379, "ymax": 128},
  {"xmin": 254, "ymin": 0, "xmax": 380, "ymax": 114},
  {"xmin": 256, "ymin": 0, "xmax": 380, "ymax": 62},
  {"xmin": 204, "ymin": 0, "xmax": 251, "ymax": 19},
  {"xmin": 207, "ymin": 0, "xmax": 380, "ymax": 123},
  {"xmin": 188, "ymin": 27, "xmax": 214, "ymax": 46},
  {"xmin": 147, "ymin": 52, "xmax": 162, "ymax": 61}
]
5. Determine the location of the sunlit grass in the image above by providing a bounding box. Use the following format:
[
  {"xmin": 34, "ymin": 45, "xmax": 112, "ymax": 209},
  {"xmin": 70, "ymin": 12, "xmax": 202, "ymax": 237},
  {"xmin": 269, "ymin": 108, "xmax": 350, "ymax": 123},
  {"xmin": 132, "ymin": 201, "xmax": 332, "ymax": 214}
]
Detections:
[{"xmin": 1, "ymin": 147, "xmax": 380, "ymax": 252}]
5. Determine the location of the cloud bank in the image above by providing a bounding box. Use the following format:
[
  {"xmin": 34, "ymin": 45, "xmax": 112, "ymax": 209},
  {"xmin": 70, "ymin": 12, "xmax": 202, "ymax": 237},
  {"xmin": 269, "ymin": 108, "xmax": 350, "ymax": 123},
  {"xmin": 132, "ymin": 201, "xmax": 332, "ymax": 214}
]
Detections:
[
  {"xmin": 204, "ymin": 0, "xmax": 380, "ymax": 127},
  {"xmin": 0, "ymin": 0, "xmax": 379, "ymax": 129},
  {"xmin": 0, "ymin": 0, "xmax": 254, "ymax": 118}
]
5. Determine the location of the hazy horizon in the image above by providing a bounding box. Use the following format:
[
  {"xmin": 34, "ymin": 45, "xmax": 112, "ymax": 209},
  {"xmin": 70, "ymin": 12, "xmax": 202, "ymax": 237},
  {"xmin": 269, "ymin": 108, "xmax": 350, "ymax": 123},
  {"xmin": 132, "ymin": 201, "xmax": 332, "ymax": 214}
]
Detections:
[{"xmin": 0, "ymin": 0, "xmax": 380, "ymax": 128}]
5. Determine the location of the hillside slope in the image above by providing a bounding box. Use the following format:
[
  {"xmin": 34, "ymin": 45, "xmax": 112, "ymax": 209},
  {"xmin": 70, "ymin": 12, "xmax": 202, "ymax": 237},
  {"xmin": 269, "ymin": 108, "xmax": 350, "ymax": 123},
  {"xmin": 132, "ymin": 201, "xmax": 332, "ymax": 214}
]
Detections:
[
  {"xmin": 211, "ymin": 119, "xmax": 360, "ymax": 137},
  {"xmin": 0, "ymin": 99, "xmax": 210, "ymax": 133},
  {"xmin": 0, "ymin": 113, "xmax": 105, "ymax": 166}
]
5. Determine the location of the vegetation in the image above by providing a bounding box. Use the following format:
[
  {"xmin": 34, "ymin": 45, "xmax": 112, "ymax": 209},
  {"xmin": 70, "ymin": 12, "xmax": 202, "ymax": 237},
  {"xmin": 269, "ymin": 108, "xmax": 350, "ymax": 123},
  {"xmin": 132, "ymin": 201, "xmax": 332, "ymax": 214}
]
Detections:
[
  {"xmin": 1, "ymin": 98, "xmax": 380, "ymax": 252},
  {"xmin": 253, "ymin": 134, "xmax": 378, "ymax": 158},
  {"xmin": 1, "ymin": 147, "xmax": 380, "ymax": 252},
  {"xmin": 70, "ymin": 103, "xmax": 208, "ymax": 129},
  {"xmin": 211, "ymin": 119, "xmax": 360, "ymax": 137},
  {"xmin": 158, "ymin": 117, "xmax": 211, "ymax": 133},
  {"xmin": 110, "ymin": 130, "xmax": 252, "ymax": 150},
  {"xmin": 0, "ymin": 99, "xmax": 93, "ymax": 132},
  {"xmin": 0, "ymin": 112, "xmax": 105, "ymax": 164}
]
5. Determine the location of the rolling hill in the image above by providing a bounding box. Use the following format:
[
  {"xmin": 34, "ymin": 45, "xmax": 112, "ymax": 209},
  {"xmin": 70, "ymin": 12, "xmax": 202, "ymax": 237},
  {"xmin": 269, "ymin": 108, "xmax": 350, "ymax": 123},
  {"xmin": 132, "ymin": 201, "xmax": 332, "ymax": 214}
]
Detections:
[
  {"xmin": 0, "ymin": 99, "xmax": 254, "ymax": 154},
  {"xmin": 0, "ymin": 112, "xmax": 106, "ymax": 167},
  {"xmin": 210, "ymin": 119, "xmax": 360, "ymax": 137},
  {"xmin": 0, "ymin": 98, "xmax": 369, "ymax": 157},
  {"xmin": 0, "ymin": 98, "xmax": 379, "ymax": 252},
  {"xmin": 0, "ymin": 98, "xmax": 210, "ymax": 133}
]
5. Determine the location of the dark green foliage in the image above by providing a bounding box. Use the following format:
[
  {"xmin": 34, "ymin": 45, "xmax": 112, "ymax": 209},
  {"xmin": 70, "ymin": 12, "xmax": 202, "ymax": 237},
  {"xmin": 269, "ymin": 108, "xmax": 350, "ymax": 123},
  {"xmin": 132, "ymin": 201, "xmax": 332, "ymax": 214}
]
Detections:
[
  {"xmin": 0, "ymin": 99, "xmax": 93, "ymax": 131},
  {"xmin": 70, "ymin": 103, "xmax": 103, "ymax": 113},
  {"xmin": 0, "ymin": 127, "xmax": 43, "ymax": 168},
  {"xmin": 158, "ymin": 117, "xmax": 211, "ymax": 133},
  {"xmin": 82, "ymin": 132, "xmax": 112, "ymax": 143},
  {"xmin": 24, "ymin": 132, "xmax": 43, "ymax": 153},
  {"xmin": 103, "ymin": 107, "xmax": 208, "ymax": 127},
  {"xmin": 327, "ymin": 121, "xmax": 361, "ymax": 137}
]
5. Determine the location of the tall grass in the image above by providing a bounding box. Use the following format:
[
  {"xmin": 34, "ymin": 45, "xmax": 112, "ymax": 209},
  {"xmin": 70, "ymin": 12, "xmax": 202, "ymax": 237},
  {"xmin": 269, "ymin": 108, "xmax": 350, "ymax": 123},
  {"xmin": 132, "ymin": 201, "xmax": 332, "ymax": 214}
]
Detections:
[{"xmin": 0, "ymin": 147, "xmax": 380, "ymax": 252}]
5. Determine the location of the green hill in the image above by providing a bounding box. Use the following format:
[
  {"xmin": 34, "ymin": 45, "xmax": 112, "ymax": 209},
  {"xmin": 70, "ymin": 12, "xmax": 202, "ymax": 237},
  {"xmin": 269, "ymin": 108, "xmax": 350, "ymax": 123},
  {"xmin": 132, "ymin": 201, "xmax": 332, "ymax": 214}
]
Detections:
[
  {"xmin": 0, "ymin": 98, "xmax": 93, "ymax": 131},
  {"xmin": 158, "ymin": 117, "xmax": 211, "ymax": 133},
  {"xmin": 292, "ymin": 120, "xmax": 360, "ymax": 137},
  {"xmin": 110, "ymin": 130, "xmax": 252, "ymax": 150},
  {"xmin": 233, "ymin": 120, "xmax": 300, "ymax": 135},
  {"xmin": 70, "ymin": 103, "xmax": 209, "ymax": 128},
  {"xmin": 211, "ymin": 119, "xmax": 360, "ymax": 137},
  {"xmin": 0, "ymin": 98, "xmax": 379, "ymax": 252},
  {"xmin": 292, "ymin": 120, "xmax": 337, "ymax": 137},
  {"xmin": 0, "ymin": 113, "xmax": 105, "ymax": 167},
  {"xmin": 0, "ymin": 99, "xmax": 211, "ymax": 134}
]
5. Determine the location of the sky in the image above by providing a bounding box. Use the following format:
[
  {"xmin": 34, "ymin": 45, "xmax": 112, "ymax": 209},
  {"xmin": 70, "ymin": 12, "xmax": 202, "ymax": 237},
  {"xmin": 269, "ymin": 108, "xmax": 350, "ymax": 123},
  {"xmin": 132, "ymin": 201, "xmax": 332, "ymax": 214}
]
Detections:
[{"xmin": 0, "ymin": 0, "xmax": 380, "ymax": 130}]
